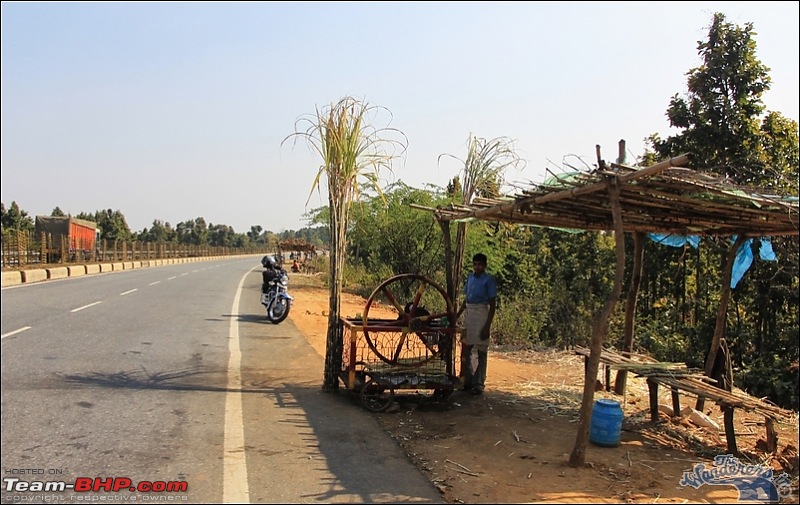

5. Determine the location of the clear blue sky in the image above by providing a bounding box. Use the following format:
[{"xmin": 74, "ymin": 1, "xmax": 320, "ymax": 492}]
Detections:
[{"xmin": 2, "ymin": 2, "xmax": 798, "ymax": 235}]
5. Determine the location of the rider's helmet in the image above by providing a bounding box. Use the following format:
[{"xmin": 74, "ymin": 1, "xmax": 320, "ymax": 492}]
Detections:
[{"xmin": 261, "ymin": 255, "xmax": 278, "ymax": 269}]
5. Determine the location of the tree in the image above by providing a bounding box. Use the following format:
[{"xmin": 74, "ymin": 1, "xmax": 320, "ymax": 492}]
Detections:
[
  {"xmin": 651, "ymin": 12, "xmax": 772, "ymax": 179},
  {"xmin": 139, "ymin": 220, "xmax": 176, "ymax": 243},
  {"xmin": 247, "ymin": 225, "xmax": 264, "ymax": 244},
  {"xmin": 209, "ymin": 223, "xmax": 237, "ymax": 247},
  {"xmin": 176, "ymin": 217, "xmax": 209, "ymax": 245},
  {"xmin": 95, "ymin": 209, "xmax": 131, "ymax": 242},
  {"xmin": 284, "ymin": 96, "xmax": 406, "ymax": 391},
  {"xmin": 347, "ymin": 182, "xmax": 448, "ymax": 285},
  {"xmin": 50, "ymin": 207, "xmax": 66, "ymax": 217},
  {"xmin": 756, "ymin": 112, "xmax": 800, "ymax": 193},
  {"xmin": 439, "ymin": 134, "xmax": 524, "ymax": 298},
  {"xmin": 1, "ymin": 201, "xmax": 35, "ymax": 233},
  {"xmin": 446, "ymin": 176, "xmax": 462, "ymax": 199}
]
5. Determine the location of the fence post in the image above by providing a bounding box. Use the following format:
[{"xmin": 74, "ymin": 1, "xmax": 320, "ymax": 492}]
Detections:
[
  {"xmin": 28, "ymin": 231, "xmax": 37, "ymax": 267},
  {"xmin": 58, "ymin": 235, "xmax": 65, "ymax": 264}
]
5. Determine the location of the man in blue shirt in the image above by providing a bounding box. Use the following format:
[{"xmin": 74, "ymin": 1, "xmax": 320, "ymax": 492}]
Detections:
[{"xmin": 456, "ymin": 253, "xmax": 497, "ymax": 395}]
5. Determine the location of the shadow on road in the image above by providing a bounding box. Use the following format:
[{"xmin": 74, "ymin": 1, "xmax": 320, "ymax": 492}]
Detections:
[
  {"xmin": 58, "ymin": 366, "xmax": 265, "ymax": 394},
  {"xmin": 56, "ymin": 366, "xmax": 441, "ymax": 503}
]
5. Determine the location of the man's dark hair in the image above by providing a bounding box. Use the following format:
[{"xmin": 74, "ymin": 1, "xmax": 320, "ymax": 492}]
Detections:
[{"xmin": 472, "ymin": 253, "xmax": 487, "ymax": 264}]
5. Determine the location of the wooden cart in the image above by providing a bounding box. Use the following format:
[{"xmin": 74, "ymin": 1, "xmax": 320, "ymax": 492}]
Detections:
[{"xmin": 338, "ymin": 274, "xmax": 463, "ymax": 411}]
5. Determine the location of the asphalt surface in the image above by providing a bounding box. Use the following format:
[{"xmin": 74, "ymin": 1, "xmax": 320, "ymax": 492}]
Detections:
[{"xmin": 1, "ymin": 257, "xmax": 443, "ymax": 503}]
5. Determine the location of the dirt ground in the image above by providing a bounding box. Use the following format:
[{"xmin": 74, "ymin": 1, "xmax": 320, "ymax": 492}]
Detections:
[{"xmin": 287, "ymin": 273, "xmax": 799, "ymax": 504}]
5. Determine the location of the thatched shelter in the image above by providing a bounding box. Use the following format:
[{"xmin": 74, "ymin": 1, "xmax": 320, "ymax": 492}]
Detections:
[{"xmin": 414, "ymin": 150, "xmax": 798, "ymax": 466}]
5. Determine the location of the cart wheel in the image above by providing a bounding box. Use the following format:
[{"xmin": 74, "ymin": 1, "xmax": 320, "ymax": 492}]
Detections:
[
  {"xmin": 432, "ymin": 388, "xmax": 454, "ymax": 402},
  {"xmin": 359, "ymin": 379, "xmax": 395, "ymax": 412},
  {"xmin": 363, "ymin": 274, "xmax": 456, "ymax": 365}
]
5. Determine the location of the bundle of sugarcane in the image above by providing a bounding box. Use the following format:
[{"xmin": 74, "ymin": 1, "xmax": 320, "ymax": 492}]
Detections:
[{"xmin": 366, "ymin": 357, "xmax": 447, "ymax": 375}]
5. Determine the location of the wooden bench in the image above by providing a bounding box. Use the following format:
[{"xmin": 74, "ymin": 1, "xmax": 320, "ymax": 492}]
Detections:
[{"xmin": 575, "ymin": 347, "xmax": 793, "ymax": 454}]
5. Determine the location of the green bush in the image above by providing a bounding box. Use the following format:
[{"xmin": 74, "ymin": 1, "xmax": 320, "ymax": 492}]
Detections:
[{"xmin": 740, "ymin": 355, "xmax": 799, "ymax": 410}]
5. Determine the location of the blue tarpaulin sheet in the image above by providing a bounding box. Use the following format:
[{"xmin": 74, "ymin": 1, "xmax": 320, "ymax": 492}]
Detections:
[
  {"xmin": 647, "ymin": 234, "xmax": 777, "ymax": 288},
  {"xmin": 647, "ymin": 233, "xmax": 700, "ymax": 249},
  {"xmin": 730, "ymin": 237, "xmax": 778, "ymax": 288}
]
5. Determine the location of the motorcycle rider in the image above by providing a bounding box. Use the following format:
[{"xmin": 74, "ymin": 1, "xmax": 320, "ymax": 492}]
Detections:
[
  {"xmin": 261, "ymin": 255, "xmax": 283, "ymax": 293},
  {"xmin": 260, "ymin": 255, "xmax": 293, "ymax": 324}
]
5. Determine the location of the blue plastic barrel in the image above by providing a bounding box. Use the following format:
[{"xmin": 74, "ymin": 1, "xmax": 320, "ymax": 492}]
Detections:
[{"xmin": 590, "ymin": 399, "xmax": 623, "ymax": 447}]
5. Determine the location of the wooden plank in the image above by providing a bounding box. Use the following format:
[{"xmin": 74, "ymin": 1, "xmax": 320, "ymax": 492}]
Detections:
[{"xmin": 652, "ymin": 375, "xmax": 791, "ymax": 420}]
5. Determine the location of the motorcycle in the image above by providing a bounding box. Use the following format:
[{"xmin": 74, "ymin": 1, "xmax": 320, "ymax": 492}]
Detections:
[{"xmin": 261, "ymin": 267, "xmax": 293, "ymax": 324}]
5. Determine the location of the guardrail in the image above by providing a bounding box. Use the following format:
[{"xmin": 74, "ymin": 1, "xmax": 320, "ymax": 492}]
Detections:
[
  {"xmin": 1, "ymin": 230, "xmax": 270, "ymax": 268},
  {"xmin": 1, "ymin": 253, "xmax": 267, "ymax": 288}
]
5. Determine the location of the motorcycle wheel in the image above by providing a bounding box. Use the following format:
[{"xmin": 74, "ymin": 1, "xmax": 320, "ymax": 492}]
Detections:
[{"xmin": 268, "ymin": 298, "xmax": 291, "ymax": 324}]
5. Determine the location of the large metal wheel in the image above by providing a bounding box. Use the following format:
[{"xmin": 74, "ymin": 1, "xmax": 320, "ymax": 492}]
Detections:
[
  {"xmin": 359, "ymin": 378, "xmax": 395, "ymax": 412},
  {"xmin": 362, "ymin": 274, "xmax": 456, "ymax": 366}
]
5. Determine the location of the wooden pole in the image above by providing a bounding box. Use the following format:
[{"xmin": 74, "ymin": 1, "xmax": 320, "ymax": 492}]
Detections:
[
  {"xmin": 671, "ymin": 388, "xmax": 681, "ymax": 417},
  {"xmin": 569, "ymin": 176, "xmax": 627, "ymax": 468},
  {"xmin": 438, "ymin": 219, "xmax": 455, "ymax": 303},
  {"xmin": 60, "ymin": 235, "xmax": 67, "ymax": 263},
  {"xmin": 617, "ymin": 139, "xmax": 626, "ymax": 165},
  {"xmin": 648, "ymin": 379, "xmax": 659, "ymax": 422},
  {"xmin": 614, "ymin": 231, "xmax": 644, "ymax": 394},
  {"xmin": 723, "ymin": 407, "xmax": 738, "ymax": 455},
  {"xmin": 765, "ymin": 418, "xmax": 778, "ymax": 453},
  {"xmin": 697, "ymin": 235, "xmax": 747, "ymax": 410}
]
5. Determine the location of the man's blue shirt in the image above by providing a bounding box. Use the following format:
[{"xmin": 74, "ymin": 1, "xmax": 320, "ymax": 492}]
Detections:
[{"xmin": 464, "ymin": 272, "xmax": 497, "ymax": 304}]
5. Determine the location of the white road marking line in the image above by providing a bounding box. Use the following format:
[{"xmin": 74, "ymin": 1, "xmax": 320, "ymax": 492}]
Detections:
[
  {"xmin": 168, "ymin": 276, "xmax": 177, "ymax": 280},
  {"xmin": 192, "ymin": 269, "xmax": 199, "ymax": 273},
  {"xmin": 181, "ymin": 273, "xmax": 189, "ymax": 276},
  {"xmin": 149, "ymin": 281, "xmax": 161, "ymax": 286},
  {"xmin": 223, "ymin": 266, "xmax": 255, "ymax": 504},
  {"xmin": 70, "ymin": 301, "xmax": 102, "ymax": 313},
  {"xmin": 120, "ymin": 289, "xmax": 138, "ymax": 296},
  {"xmin": 2, "ymin": 326, "xmax": 32, "ymax": 339}
]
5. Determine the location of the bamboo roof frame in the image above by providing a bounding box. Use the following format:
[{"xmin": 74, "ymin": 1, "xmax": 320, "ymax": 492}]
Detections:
[{"xmin": 415, "ymin": 154, "xmax": 799, "ymax": 236}]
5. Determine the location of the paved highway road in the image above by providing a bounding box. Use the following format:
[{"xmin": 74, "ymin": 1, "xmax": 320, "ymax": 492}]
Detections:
[{"xmin": 1, "ymin": 258, "xmax": 441, "ymax": 503}]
